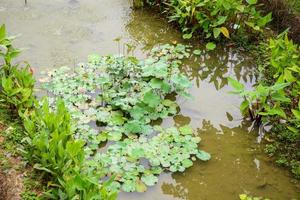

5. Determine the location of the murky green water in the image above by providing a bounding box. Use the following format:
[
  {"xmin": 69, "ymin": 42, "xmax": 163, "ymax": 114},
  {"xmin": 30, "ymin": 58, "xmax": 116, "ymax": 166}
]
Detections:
[{"xmin": 0, "ymin": 1, "xmax": 299, "ymax": 199}]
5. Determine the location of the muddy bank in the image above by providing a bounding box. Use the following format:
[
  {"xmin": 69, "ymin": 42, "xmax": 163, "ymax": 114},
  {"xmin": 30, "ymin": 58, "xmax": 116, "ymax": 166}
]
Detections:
[
  {"xmin": 0, "ymin": 169, "xmax": 23, "ymax": 200},
  {"xmin": 0, "ymin": 123, "xmax": 23, "ymax": 200}
]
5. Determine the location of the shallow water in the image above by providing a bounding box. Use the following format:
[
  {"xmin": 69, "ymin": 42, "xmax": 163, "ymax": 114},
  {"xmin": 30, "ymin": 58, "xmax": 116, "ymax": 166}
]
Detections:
[{"xmin": 0, "ymin": 0, "xmax": 299, "ymax": 199}]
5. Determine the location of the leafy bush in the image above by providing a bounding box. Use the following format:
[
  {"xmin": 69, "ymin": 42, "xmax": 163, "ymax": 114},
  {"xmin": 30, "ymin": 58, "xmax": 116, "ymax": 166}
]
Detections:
[
  {"xmin": 0, "ymin": 24, "xmax": 116, "ymax": 199},
  {"xmin": 22, "ymin": 99, "xmax": 116, "ymax": 199},
  {"xmin": 0, "ymin": 24, "xmax": 35, "ymax": 115},
  {"xmin": 228, "ymin": 33, "xmax": 300, "ymax": 178},
  {"xmin": 137, "ymin": 0, "xmax": 272, "ymax": 45}
]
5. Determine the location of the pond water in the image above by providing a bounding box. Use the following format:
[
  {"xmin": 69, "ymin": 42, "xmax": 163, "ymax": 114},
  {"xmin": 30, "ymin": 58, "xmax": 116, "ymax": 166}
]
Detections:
[{"xmin": 0, "ymin": 0, "xmax": 299, "ymax": 199}]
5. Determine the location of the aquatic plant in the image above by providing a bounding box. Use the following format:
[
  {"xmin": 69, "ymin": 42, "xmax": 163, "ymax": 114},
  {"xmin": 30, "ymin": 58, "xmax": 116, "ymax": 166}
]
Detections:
[
  {"xmin": 0, "ymin": 24, "xmax": 116, "ymax": 198},
  {"xmin": 135, "ymin": 0, "xmax": 272, "ymax": 46},
  {"xmin": 229, "ymin": 33, "xmax": 300, "ymax": 178},
  {"xmin": 93, "ymin": 126, "xmax": 209, "ymax": 192},
  {"xmin": 43, "ymin": 43, "xmax": 210, "ymax": 192}
]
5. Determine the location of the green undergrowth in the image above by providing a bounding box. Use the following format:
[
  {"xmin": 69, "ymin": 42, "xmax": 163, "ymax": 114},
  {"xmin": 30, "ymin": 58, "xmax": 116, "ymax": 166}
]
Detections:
[
  {"xmin": 133, "ymin": 0, "xmax": 272, "ymax": 48},
  {"xmin": 228, "ymin": 32, "xmax": 300, "ymax": 178},
  {"xmin": 0, "ymin": 108, "xmax": 43, "ymax": 199},
  {"xmin": 1, "ymin": 24, "xmax": 116, "ymax": 199},
  {"xmin": 42, "ymin": 44, "xmax": 210, "ymax": 192},
  {"xmin": 286, "ymin": 0, "xmax": 300, "ymax": 14}
]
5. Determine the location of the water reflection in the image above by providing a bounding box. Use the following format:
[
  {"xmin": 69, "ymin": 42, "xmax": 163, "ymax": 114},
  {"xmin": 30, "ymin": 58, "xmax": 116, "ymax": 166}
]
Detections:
[
  {"xmin": 126, "ymin": 9, "xmax": 184, "ymax": 51},
  {"xmin": 183, "ymin": 48, "xmax": 257, "ymax": 90},
  {"xmin": 161, "ymin": 119, "xmax": 300, "ymax": 200},
  {"xmin": 127, "ymin": 9, "xmax": 257, "ymax": 91},
  {"xmin": 125, "ymin": 9, "xmax": 300, "ymax": 200}
]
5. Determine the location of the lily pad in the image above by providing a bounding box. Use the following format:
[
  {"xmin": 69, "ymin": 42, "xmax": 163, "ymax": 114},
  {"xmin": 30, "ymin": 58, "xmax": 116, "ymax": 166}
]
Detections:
[{"xmin": 196, "ymin": 150, "xmax": 211, "ymax": 161}]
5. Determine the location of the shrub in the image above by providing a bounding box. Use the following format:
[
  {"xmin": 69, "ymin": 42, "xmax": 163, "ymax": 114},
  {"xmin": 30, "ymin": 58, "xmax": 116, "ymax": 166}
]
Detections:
[
  {"xmin": 137, "ymin": 0, "xmax": 272, "ymax": 45},
  {"xmin": 228, "ymin": 33, "xmax": 300, "ymax": 178}
]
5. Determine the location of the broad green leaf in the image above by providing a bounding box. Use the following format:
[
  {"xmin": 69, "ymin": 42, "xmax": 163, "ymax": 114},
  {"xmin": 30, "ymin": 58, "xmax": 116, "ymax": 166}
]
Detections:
[
  {"xmin": 196, "ymin": 150, "xmax": 211, "ymax": 161},
  {"xmin": 143, "ymin": 90, "xmax": 161, "ymax": 107},
  {"xmin": 214, "ymin": 16, "xmax": 227, "ymax": 26},
  {"xmin": 181, "ymin": 159, "xmax": 193, "ymax": 168},
  {"xmin": 124, "ymin": 120, "xmax": 143, "ymax": 134},
  {"xmin": 257, "ymin": 13, "xmax": 272, "ymax": 27},
  {"xmin": 141, "ymin": 174, "xmax": 158, "ymax": 186},
  {"xmin": 270, "ymin": 82, "xmax": 290, "ymax": 91},
  {"xmin": 206, "ymin": 42, "xmax": 216, "ymax": 50},
  {"xmin": 246, "ymin": 0, "xmax": 257, "ymax": 5},
  {"xmin": 171, "ymin": 74, "xmax": 191, "ymax": 89},
  {"xmin": 122, "ymin": 180, "xmax": 136, "ymax": 192},
  {"xmin": 179, "ymin": 125, "xmax": 193, "ymax": 135},
  {"xmin": 227, "ymin": 77, "xmax": 245, "ymax": 92}
]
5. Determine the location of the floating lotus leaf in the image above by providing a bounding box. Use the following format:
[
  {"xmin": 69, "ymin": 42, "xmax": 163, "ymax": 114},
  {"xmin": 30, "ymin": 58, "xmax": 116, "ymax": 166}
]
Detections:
[{"xmin": 42, "ymin": 44, "xmax": 210, "ymax": 193}]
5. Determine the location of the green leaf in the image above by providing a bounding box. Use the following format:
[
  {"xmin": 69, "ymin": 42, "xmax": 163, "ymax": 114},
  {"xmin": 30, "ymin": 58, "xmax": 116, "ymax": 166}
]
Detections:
[
  {"xmin": 108, "ymin": 131, "xmax": 122, "ymax": 141},
  {"xmin": 196, "ymin": 150, "xmax": 211, "ymax": 161},
  {"xmin": 227, "ymin": 77, "xmax": 245, "ymax": 92},
  {"xmin": 110, "ymin": 111, "xmax": 125, "ymax": 125},
  {"xmin": 122, "ymin": 180, "xmax": 136, "ymax": 192},
  {"xmin": 206, "ymin": 42, "xmax": 216, "ymax": 50},
  {"xmin": 141, "ymin": 174, "xmax": 158, "ymax": 186},
  {"xmin": 179, "ymin": 125, "xmax": 193, "ymax": 135},
  {"xmin": 213, "ymin": 28, "xmax": 221, "ymax": 39},
  {"xmin": 130, "ymin": 106, "xmax": 145, "ymax": 120},
  {"xmin": 130, "ymin": 147, "xmax": 145, "ymax": 159},
  {"xmin": 270, "ymin": 82, "xmax": 290, "ymax": 91},
  {"xmin": 183, "ymin": 33, "xmax": 192, "ymax": 39},
  {"xmin": 0, "ymin": 24, "xmax": 6, "ymax": 41},
  {"xmin": 136, "ymin": 180, "xmax": 147, "ymax": 192},
  {"xmin": 214, "ymin": 16, "xmax": 227, "ymax": 27},
  {"xmin": 97, "ymin": 132, "xmax": 108, "ymax": 142},
  {"xmin": 150, "ymin": 78, "xmax": 163, "ymax": 89},
  {"xmin": 143, "ymin": 90, "xmax": 161, "ymax": 107},
  {"xmin": 292, "ymin": 109, "xmax": 300, "ymax": 120},
  {"xmin": 171, "ymin": 74, "xmax": 191, "ymax": 89},
  {"xmin": 257, "ymin": 12, "xmax": 272, "ymax": 27},
  {"xmin": 239, "ymin": 194, "xmax": 247, "ymax": 200},
  {"xmin": 240, "ymin": 100, "xmax": 249, "ymax": 113},
  {"xmin": 181, "ymin": 159, "xmax": 193, "ymax": 168},
  {"xmin": 246, "ymin": 0, "xmax": 257, "ymax": 5},
  {"xmin": 192, "ymin": 49, "xmax": 201, "ymax": 55}
]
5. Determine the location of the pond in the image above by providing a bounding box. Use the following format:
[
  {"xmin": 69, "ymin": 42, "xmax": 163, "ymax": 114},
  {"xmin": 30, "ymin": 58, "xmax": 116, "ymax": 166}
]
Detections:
[{"xmin": 0, "ymin": 0, "xmax": 299, "ymax": 199}]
